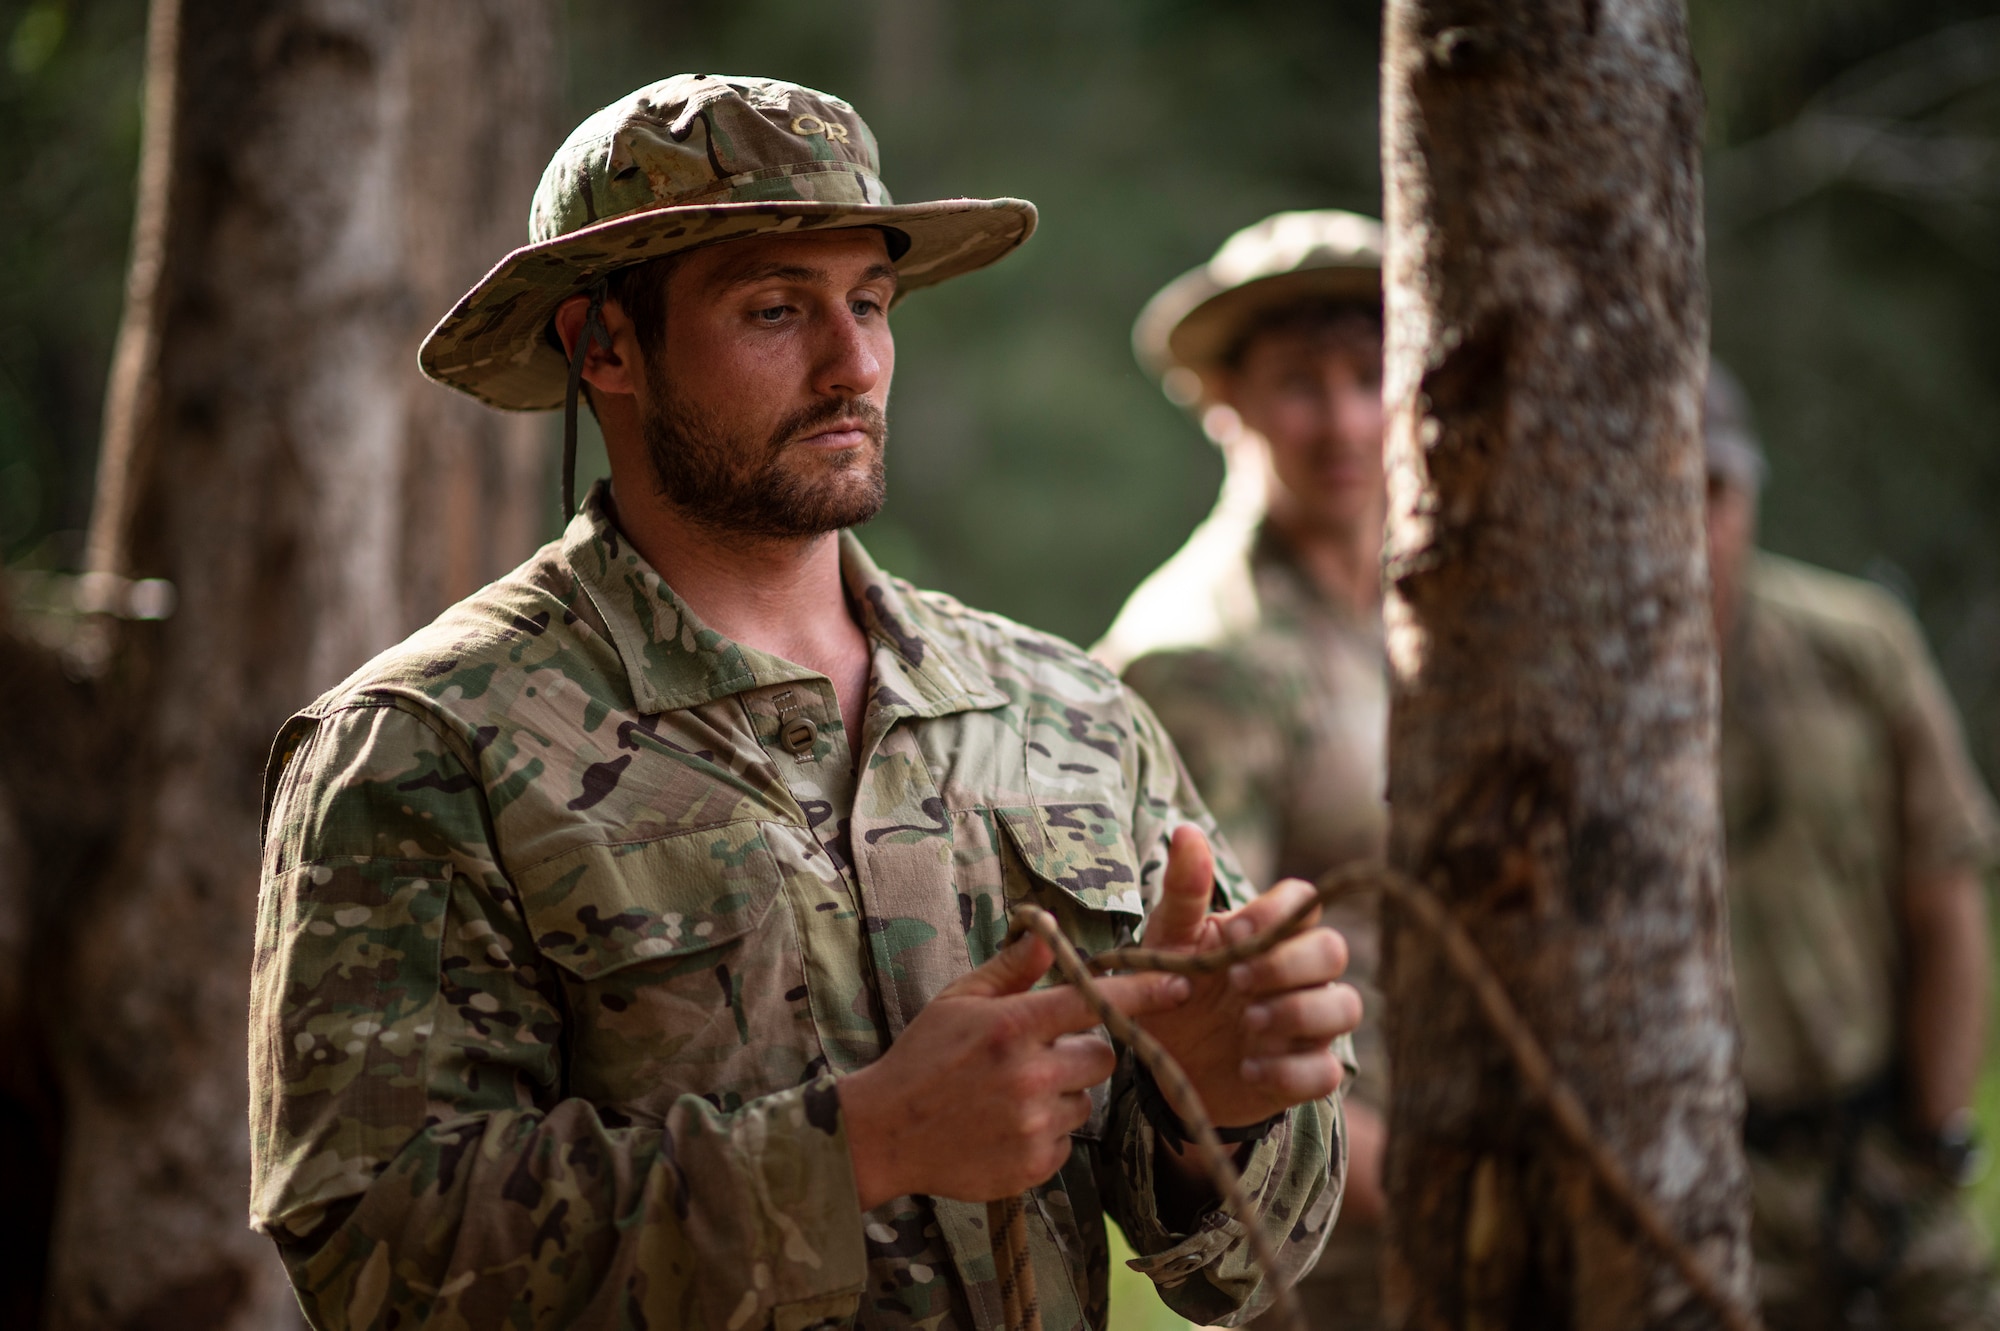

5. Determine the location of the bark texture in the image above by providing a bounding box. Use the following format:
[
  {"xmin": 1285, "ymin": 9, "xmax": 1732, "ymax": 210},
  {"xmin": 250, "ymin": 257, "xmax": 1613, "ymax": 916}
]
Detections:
[
  {"xmin": 1378, "ymin": 2, "xmax": 1754, "ymax": 1328},
  {"xmin": 7, "ymin": 2, "xmax": 558, "ymax": 1326}
]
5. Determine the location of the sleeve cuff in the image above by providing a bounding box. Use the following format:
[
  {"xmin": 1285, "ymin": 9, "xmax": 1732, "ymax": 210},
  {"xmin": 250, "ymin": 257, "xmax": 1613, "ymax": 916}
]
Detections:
[
  {"xmin": 1117, "ymin": 1109, "xmax": 1302, "ymax": 1264},
  {"xmin": 1126, "ymin": 1209, "xmax": 1254, "ymax": 1289},
  {"xmin": 1115, "ymin": 1092, "xmax": 1345, "ymax": 1325}
]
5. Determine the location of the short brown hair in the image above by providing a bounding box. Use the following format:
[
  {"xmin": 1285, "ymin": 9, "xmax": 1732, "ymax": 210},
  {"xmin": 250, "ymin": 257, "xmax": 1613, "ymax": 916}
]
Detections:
[
  {"xmin": 1223, "ymin": 296, "xmax": 1382, "ymax": 371},
  {"xmin": 604, "ymin": 255, "xmax": 678, "ymax": 361}
]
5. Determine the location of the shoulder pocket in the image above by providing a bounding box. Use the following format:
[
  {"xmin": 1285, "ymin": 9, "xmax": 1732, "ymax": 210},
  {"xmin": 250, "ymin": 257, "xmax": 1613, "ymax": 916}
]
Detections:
[
  {"xmin": 515, "ymin": 822, "xmax": 784, "ymax": 979},
  {"xmin": 250, "ymin": 856, "xmax": 446, "ymax": 1234}
]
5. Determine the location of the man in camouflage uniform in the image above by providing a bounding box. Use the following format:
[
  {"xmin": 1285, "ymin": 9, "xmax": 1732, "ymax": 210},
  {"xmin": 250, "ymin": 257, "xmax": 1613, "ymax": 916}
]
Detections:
[
  {"xmin": 248, "ymin": 76, "xmax": 1362, "ymax": 1331},
  {"xmin": 1097, "ymin": 212, "xmax": 1390, "ymax": 1331},
  {"xmin": 1706, "ymin": 364, "xmax": 2000, "ymax": 1330}
]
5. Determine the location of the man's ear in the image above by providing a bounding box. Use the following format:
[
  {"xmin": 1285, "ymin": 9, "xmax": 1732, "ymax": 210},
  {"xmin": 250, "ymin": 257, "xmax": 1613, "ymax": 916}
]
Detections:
[{"xmin": 554, "ymin": 294, "xmax": 642, "ymax": 399}]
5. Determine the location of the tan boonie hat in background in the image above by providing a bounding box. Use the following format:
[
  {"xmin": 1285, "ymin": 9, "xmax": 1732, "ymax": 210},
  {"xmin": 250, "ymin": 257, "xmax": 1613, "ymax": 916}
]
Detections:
[
  {"xmin": 420, "ymin": 74, "xmax": 1037, "ymax": 412},
  {"xmin": 1133, "ymin": 209, "xmax": 1383, "ymax": 406}
]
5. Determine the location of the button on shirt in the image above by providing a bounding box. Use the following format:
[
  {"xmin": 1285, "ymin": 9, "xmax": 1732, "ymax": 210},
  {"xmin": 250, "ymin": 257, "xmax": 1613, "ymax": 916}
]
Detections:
[{"xmin": 249, "ymin": 481, "xmax": 1345, "ymax": 1331}]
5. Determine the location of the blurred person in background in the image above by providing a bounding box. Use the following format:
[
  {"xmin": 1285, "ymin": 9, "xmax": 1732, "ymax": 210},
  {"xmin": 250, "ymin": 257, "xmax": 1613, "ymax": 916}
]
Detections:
[
  {"xmin": 248, "ymin": 76, "xmax": 1360, "ymax": 1331},
  {"xmin": 1098, "ymin": 211, "xmax": 1391, "ymax": 1331},
  {"xmin": 1707, "ymin": 363, "xmax": 2000, "ymax": 1330}
]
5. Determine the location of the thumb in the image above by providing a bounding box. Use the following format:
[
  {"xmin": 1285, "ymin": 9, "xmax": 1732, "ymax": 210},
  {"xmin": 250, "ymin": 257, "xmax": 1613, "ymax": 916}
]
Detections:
[
  {"xmin": 943, "ymin": 931, "xmax": 1054, "ymax": 999},
  {"xmin": 1144, "ymin": 824, "xmax": 1215, "ymax": 950}
]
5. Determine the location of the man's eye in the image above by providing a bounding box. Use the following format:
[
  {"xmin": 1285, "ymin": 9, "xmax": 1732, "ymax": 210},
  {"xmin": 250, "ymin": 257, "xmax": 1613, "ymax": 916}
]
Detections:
[
  {"xmin": 755, "ymin": 305, "xmax": 789, "ymax": 323},
  {"xmin": 851, "ymin": 299, "xmax": 881, "ymax": 318}
]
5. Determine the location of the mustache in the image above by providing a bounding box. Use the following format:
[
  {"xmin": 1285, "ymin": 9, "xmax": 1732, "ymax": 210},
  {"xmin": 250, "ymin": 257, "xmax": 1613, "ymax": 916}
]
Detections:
[{"xmin": 768, "ymin": 397, "xmax": 887, "ymax": 454}]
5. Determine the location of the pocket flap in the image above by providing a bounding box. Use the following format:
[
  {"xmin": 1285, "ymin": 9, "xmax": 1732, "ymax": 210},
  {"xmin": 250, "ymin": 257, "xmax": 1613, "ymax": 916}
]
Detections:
[
  {"xmin": 515, "ymin": 822, "xmax": 782, "ymax": 979},
  {"xmin": 995, "ymin": 804, "xmax": 1147, "ymax": 918}
]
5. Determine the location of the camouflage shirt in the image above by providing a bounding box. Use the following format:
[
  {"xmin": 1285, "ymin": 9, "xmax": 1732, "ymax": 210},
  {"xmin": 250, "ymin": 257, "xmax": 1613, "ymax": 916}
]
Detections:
[
  {"xmin": 1098, "ymin": 497, "xmax": 1386, "ymax": 1321},
  {"xmin": 1723, "ymin": 553, "xmax": 2000, "ymax": 1108},
  {"xmin": 249, "ymin": 481, "xmax": 1343, "ymax": 1331},
  {"xmin": 1100, "ymin": 502, "xmax": 1387, "ymax": 1099}
]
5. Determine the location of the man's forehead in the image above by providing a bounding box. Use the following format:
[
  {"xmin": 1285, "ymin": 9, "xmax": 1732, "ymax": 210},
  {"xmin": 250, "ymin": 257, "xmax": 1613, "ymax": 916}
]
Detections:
[
  {"xmin": 1239, "ymin": 321, "xmax": 1382, "ymax": 370},
  {"xmin": 686, "ymin": 228, "xmax": 895, "ymax": 287}
]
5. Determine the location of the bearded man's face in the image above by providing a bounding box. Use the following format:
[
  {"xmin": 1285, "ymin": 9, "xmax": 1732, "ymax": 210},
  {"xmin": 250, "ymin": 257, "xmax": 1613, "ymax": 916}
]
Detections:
[
  {"xmin": 635, "ymin": 229, "xmax": 897, "ymax": 540},
  {"xmin": 641, "ymin": 365, "xmax": 887, "ymax": 539}
]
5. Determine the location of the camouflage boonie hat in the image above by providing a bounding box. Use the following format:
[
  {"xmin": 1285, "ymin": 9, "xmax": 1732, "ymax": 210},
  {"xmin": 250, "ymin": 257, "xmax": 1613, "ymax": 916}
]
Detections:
[
  {"xmin": 420, "ymin": 74, "xmax": 1037, "ymax": 411},
  {"xmin": 1133, "ymin": 210, "xmax": 1383, "ymax": 405}
]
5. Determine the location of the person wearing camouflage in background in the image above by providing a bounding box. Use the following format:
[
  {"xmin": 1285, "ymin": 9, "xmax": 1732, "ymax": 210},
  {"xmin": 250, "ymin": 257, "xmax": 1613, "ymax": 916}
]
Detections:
[
  {"xmin": 1705, "ymin": 364, "xmax": 2000, "ymax": 1330},
  {"xmin": 1096, "ymin": 212, "xmax": 1390, "ymax": 1331},
  {"xmin": 249, "ymin": 76, "xmax": 1361, "ymax": 1331}
]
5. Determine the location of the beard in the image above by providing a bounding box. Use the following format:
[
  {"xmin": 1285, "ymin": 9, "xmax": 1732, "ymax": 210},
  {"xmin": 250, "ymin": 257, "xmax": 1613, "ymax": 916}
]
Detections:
[{"xmin": 639, "ymin": 373, "xmax": 888, "ymax": 540}]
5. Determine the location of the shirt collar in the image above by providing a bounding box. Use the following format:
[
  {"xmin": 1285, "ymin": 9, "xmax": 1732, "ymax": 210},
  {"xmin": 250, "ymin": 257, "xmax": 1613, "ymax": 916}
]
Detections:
[
  {"xmin": 563, "ymin": 480, "xmax": 1006, "ymax": 718},
  {"xmin": 840, "ymin": 529, "xmax": 1009, "ymax": 720}
]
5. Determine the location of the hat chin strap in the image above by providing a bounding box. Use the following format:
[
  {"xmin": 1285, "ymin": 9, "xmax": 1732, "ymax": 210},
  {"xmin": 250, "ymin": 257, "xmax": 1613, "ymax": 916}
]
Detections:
[{"xmin": 562, "ymin": 282, "xmax": 612, "ymax": 523}]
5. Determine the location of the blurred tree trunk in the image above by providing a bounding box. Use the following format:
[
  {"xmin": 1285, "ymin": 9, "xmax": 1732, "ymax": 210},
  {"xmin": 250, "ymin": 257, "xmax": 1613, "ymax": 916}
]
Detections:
[
  {"xmin": 1377, "ymin": 2, "xmax": 1755, "ymax": 1329},
  {"xmin": 0, "ymin": 0, "xmax": 557, "ymax": 1326}
]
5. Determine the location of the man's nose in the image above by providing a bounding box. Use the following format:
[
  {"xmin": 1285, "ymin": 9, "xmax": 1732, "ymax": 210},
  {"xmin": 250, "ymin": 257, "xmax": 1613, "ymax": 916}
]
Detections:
[
  {"xmin": 1325, "ymin": 381, "xmax": 1377, "ymax": 449},
  {"xmin": 812, "ymin": 306, "xmax": 884, "ymax": 399}
]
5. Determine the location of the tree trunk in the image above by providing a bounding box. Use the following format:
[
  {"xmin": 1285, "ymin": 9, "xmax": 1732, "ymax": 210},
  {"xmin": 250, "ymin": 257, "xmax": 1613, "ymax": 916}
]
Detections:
[
  {"xmin": 16, "ymin": 2, "xmax": 557, "ymax": 1326},
  {"xmin": 1377, "ymin": 2, "xmax": 1755, "ymax": 1329}
]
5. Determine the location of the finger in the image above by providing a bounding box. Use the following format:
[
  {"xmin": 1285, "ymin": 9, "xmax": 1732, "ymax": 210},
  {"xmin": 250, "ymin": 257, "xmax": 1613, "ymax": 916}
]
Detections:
[
  {"xmin": 1239, "ymin": 1048, "xmax": 1346, "ymax": 1105},
  {"xmin": 1045, "ymin": 1033, "xmax": 1118, "ymax": 1091},
  {"xmin": 1142, "ymin": 824, "xmax": 1215, "ymax": 951},
  {"xmin": 1218, "ymin": 876, "xmax": 1322, "ymax": 944},
  {"xmin": 1013, "ymin": 970, "xmax": 1191, "ymax": 1039},
  {"xmin": 1229, "ymin": 927, "xmax": 1349, "ymax": 995},
  {"xmin": 1024, "ymin": 1096, "xmax": 1093, "ymax": 1179},
  {"xmin": 943, "ymin": 932, "xmax": 1053, "ymax": 1000},
  {"xmin": 1243, "ymin": 983, "xmax": 1364, "ymax": 1046}
]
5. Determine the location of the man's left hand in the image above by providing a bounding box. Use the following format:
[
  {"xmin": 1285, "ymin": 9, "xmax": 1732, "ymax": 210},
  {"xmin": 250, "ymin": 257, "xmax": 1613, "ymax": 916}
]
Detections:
[{"xmin": 1137, "ymin": 825, "xmax": 1361, "ymax": 1130}]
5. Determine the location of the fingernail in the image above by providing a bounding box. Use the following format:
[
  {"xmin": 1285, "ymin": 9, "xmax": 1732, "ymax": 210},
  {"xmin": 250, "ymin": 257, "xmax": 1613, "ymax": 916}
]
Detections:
[
  {"xmin": 1229, "ymin": 963, "xmax": 1252, "ymax": 990},
  {"xmin": 1225, "ymin": 917, "xmax": 1253, "ymax": 944},
  {"xmin": 1241, "ymin": 1058, "xmax": 1265, "ymax": 1083},
  {"xmin": 1243, "ymin": 1003, "xmax": 1270, "ymax": 1031},
  {"xmin": 1162, "ymin": 976, "xmax": 1191, "ymax": 1002}
]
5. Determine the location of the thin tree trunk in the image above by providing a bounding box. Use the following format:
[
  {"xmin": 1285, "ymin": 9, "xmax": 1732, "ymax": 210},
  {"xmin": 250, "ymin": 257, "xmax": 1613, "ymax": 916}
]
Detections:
[
  {"xmin": 1377, "ymin": 2, "xmax": 1754, "ymax": 1328},
  {"xmin": 29, "ymin": 2, "xmax": 556, "ymax": 1326}
]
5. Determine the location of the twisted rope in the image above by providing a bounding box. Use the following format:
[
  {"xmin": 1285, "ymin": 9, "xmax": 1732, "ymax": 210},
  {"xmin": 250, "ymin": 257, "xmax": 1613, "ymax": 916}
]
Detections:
[
  {"xmin": 993, "ymin": 862, "xmax": 1759, "ymax": 1331},
  {"xmin": 1007, "ymin": 904, "xmax": 1302, "ymax": 1331},
  {"xmin": 986, "ymin": 1193, "xmax": 1041, "ymax": 1331}
]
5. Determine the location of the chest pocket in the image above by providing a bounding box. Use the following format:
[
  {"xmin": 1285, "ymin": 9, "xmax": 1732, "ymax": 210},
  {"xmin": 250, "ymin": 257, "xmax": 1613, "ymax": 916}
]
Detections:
[
  {"xmin": 993, "ymin": 805, "xmax": 1150, "ymax": 1145},
  {"xmin": 516, "ymin": 823, "xmax": 786, "ymax": 977},
  {"xmin": 513, "ymin": 822, "xmax": 812, "ymax": 1112},
  {"xmin": 995, "ymin": 804, "xmax": 1149, "ymax": 938}
]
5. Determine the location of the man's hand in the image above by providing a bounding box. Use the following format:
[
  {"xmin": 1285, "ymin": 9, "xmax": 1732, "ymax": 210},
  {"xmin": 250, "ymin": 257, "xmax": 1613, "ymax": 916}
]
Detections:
[
  {"xmin": 840, "ymin": 932, "xmax": 1192, "ymax": 1209},
  {"xmin": 1139, "ymin": 825, "xmax": 1362, "ymax": 1130}
]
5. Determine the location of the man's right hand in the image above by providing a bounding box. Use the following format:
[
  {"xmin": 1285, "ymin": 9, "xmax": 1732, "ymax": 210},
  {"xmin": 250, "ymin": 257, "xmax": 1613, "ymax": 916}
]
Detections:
[{"xmin": 839, "ymin": 932, "xmax": 1192, "ymax": 1208}]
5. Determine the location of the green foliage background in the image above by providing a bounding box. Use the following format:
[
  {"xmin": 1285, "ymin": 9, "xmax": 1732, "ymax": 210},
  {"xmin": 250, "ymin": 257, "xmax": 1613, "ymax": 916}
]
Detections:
[
  {"xmin": 8, "ymin": 0, "xmax": 1998, "ymax": 744},
  {"xmin": 5, "ymin": 1, "xmax": 2000, "ymax": 1325}
]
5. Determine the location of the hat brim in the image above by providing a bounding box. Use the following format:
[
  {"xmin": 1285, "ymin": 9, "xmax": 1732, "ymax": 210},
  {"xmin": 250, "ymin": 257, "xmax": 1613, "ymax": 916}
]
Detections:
[
  {"xmin": 1133, "ymin": 263, "xmax": 1381, "ymax": 382},
  {"xmin": 420, "ymin": 196, "xmax": 1037, "ymax": 410}
]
